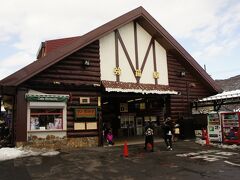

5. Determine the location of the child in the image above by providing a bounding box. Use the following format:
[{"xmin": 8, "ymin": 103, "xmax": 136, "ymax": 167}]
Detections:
[
  {"xmin": 144, "ymin": 121, "xmax": 154, "ymax": 152},
  {"xmin": 106, "ymin": 129, "xmax": 114, "ymax": 146}
]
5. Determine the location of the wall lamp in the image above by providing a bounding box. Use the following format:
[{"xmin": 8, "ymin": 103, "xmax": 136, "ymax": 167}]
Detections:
[
  {"xmin": 180, "ymin": 71, "xmax": 186, "ymax": 77},
  {"xmin": 188, "ymin": 82, "xmax": 196, "ymax": 88},
  {"xmin": 83, "ymin": 60, "xmax": 90, "ymax": 66}
]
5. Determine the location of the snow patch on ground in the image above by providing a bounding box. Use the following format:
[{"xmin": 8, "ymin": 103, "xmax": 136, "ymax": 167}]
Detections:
[
  {"xmin": 195, "ymin": 138, "xmax": 240, "ymax": 150},
  {"xmin": 41, "ymin": 151, "xmax": 60, "ymax": 156},
  {"xmin": 0, "ymin": 147, "xmax": 60, "ymax": 161},
  {"xmin": 214, "ymin": 143, "xmax": 240, "ymax": 150},
  {"xmin": 195, "ymin": 138, "xmax": 206, "ymax": 146}
]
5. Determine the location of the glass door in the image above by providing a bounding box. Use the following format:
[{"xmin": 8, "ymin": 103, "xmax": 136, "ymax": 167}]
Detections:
[{"xmin": 136, "ymin": 117, "xmax": 143, "ymax": 136}]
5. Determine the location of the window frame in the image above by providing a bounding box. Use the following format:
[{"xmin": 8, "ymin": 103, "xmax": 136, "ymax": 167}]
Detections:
[
  {"xmin": 30, "ymin": 108, "xmax": 63, "ymax": 131},
  {"xmin": 27, "ymin": 101, "xmax": 67, "ymax": 132}
]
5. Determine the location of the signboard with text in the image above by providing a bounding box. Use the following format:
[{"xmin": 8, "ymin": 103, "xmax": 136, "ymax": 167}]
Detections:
[
  {"xmin": 26, "ymin": 94, "xmax": 68, "ymax": 102},
  {"xmin": 75, "ymin": 107, "xmax": 97, "ymax": 118}
]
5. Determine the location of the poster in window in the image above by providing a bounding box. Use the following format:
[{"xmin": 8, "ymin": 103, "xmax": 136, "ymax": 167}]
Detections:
[
  {"xmin": 30, "ymin": 117, "xmax": 39, "ymax": 130},
  {"xmin": 54, "ymin": 118, "xmax": 62, "ymax": 129}
]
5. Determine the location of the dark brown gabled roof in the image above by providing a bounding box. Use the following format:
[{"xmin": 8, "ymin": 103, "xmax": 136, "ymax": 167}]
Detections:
[
  {"xmin": 37, "ymin": 36, "xmax": 80, "ymax": 59},
  {"xmin": 0, "ymin": 6, "xmax": 222, "ymax": 93}
]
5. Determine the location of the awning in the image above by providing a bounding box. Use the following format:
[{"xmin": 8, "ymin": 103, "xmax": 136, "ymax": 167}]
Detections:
[
  {"xmin": 25, "ymin": 93, "xmax": 69, "ymax": 102},
  {"xmin": 193, "ymin": 89, "xmax": 240, "ymax": 111},
  {"xmin": 102, "ymin": 80, "xmax": 178, "ymax": 95},
  {"xmin": 198, "ymin": 90, "xmax": 240, "ymax": 102}
]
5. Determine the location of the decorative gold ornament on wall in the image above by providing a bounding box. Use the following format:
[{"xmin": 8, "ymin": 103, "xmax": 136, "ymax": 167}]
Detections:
[
  {"xmin": 114, "ymin": 67, "xmax": 121, "ymax": 76},
  {"xmin": 135, "ymin": 69, "xmax": 142, "ymax": 77},
  {"xmin": 153, "ymin": 71, "xmax": 159, "ymax": 79}
]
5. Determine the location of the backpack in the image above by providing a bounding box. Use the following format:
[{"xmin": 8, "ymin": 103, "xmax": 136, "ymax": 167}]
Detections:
[{"xmin": 145, "ymin": 128, "xmax": 153, "ymax": 136}]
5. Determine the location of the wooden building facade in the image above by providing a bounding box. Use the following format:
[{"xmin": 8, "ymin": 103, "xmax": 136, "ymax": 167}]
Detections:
[{"xmin": 0, "ymin": 7, "xmax": 221, "ymax": 148}]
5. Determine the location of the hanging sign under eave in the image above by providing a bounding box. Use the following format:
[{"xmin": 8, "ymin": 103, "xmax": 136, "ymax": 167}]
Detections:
[{"xmin": 25, "ymin": 94, "xmax": 69, "ymax": 102}]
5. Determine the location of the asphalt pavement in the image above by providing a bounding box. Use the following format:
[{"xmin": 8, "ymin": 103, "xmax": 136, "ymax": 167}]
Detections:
[{"xmin": 0, "ymin": 140, "xmax": 240, "ymax": 180}]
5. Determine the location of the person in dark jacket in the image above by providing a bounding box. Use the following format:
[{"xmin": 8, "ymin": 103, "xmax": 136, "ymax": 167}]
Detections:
[
  {"xmin": 162, "ymin": 117, "xmax": 174, "ymax": 150},
  {"xmin": 144, "ymin": 121, "xmax": 154, "ymax": 152}
]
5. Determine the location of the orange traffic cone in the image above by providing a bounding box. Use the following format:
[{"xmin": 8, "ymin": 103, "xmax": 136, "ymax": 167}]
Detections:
[
  {"xmin": 205, "ymin": 131, "xmax": 210, "ymax": 145},
  {"xmin": 123, "ymin": 141, "xmax": 129, "ymax": 157}
]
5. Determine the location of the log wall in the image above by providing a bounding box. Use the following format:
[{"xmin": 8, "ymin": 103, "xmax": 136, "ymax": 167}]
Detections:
[
  {"xmin": 167, "ymin": 53, "xmax": 213, "ymax": 122},
  {"xmin": 22, "ymin": 41, "xmax": 101, "ymax": 140}
]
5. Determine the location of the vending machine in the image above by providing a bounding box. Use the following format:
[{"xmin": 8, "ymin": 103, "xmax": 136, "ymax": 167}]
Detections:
[
  {"xmin": 221, "ymin": 112, "xmax": 240, "ymax": 144},
  {"xmin": 207, "ymin": 112, "xmax": 222, "ymax": 142}
]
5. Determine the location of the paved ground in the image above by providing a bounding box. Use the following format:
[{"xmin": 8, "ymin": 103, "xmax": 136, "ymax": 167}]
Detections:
[{"xmin": 0, "ymin": 140, "xmax": 240, "ymax": 180}]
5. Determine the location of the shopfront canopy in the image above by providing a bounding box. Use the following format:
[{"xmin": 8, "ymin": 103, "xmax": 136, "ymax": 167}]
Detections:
[
  {"xmin": 102, "ymin": 80, "xmax": 178, "ymax": 95},
  {"xmin": 194, "ymin": 89, "xmax": 240, "ymax": 111},
  {"xmin": 25, "ymin": 93, "xmax": 69, "ymax": 102}
]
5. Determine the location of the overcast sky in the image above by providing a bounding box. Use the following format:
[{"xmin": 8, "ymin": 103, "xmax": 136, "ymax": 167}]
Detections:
[{"xmin": 0, "ymin": 0, "xmax": 240, "ymax": 80}]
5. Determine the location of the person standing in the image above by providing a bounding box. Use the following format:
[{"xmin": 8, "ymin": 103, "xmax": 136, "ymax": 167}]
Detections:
[
  {"xmin": 162, "ymin": 117, "xmax": 174, "ymax": 150},
  {"xmin": 106, "ymin": 129, "xmax": 114, "ymax": 146},
  {"xmin": 144, "ymin": 120, "xmax": 154, "ymax": 152}
]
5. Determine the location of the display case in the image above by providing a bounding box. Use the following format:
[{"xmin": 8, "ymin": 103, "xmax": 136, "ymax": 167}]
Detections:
[{"xmin": 221, "ymin": 112, "xmax": 240, "ymax": 144}]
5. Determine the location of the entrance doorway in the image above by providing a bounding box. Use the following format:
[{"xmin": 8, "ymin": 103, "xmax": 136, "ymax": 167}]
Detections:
[{"xmin": 101, "ymin": 93, "xmax": 168, "ymax": 141}]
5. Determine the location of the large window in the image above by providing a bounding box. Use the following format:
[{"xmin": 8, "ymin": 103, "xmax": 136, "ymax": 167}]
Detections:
[{"xmin": 30, "ymin": 108, "xmax": 63, "ymax": 130}]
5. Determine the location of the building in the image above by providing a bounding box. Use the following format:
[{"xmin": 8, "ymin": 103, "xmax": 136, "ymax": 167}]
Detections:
[{"xmin": 0, "ymin": 7, "xmax": 221, "ymax": 148}]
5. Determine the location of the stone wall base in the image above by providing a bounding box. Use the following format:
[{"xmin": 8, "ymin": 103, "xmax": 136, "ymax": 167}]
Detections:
[{"xmin": 16, "ymin": 137, "xmax": 99, "ymax": 150}]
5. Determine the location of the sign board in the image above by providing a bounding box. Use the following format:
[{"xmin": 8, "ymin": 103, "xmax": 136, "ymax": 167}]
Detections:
[
  {"xmin": 195, "ymin": 130, "xmax": 203, "ymax": 138},
  {"xmin": 74, "ymin": 122, "xmax": 85, "ymax": 130},
  {"xmin": 140, "ymin": 103, "xmax": 145, "ymax": 110},
  {"xmin": 75, "ymin": 107, "xmax": 97, "ymax": 118},
  {"xmin": 80, "ymin": 97, "xmax": 90, "ymax": 104},
  {"xmin": 86, "ymin": 122, "xmax": 97, "ymax": 130},
  {"xmin": 120, "ymin": 103, "xmax": 128, "ymax": 112},
  {"xmin": 26, "ymin": 94, "xmax": 68, "ymax": 102}
]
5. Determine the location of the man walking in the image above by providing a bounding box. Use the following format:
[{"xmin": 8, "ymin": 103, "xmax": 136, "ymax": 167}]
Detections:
[{"xmin": 162, "ymin": 117, "xmax": 174, "ymax": 150}]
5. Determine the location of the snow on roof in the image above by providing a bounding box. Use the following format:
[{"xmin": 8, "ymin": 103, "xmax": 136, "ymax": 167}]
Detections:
[
  {"xmin": 199, "ymin": 89, "xmax": 240, "ymax": 102},
  {"xmin": 102, "ymin": 80, "xmax": 178, "ymax": 95}
]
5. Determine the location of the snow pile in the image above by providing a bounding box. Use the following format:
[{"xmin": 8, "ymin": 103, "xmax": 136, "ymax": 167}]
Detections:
[
  {"xmin": 214, "ymin": 143, "xmax": 240, "ymax": 150},
  {"xmin": 195, "ymin": 138, "xmax": 207, "ymax": 146},
  {"xmin": 0, "ymin": 147, "xmax": 60, "ymax": 161},
  {"xmin": 41, "ymin": 151, "xmax": 60, "ymax": 156},
  {"xmin": 195, "ymin": 138, "xmax": 240, "ymax": 150},
  {"xmin": 0, "ymin": 148, "xmax": 25, "ymax": 161}
]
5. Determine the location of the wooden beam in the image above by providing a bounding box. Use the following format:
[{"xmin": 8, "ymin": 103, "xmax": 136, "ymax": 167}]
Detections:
[
  {"xmin": 115, "ymin": 30, "xmax": 120, "ymax": 82},
  {"xmin": 116, "ymin": 30, "xmax": 136, "ymax": 77},
  {"xmin": 140, "ymin": 38, "xmax": 153, "ymax": 72},
  {"xmin": 152, "ymin": 40, "xmax": 158, "ymax": 85},
  {"xmin": 134, "ymin": 22, "xmax": 140, "ymax": 83}
]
